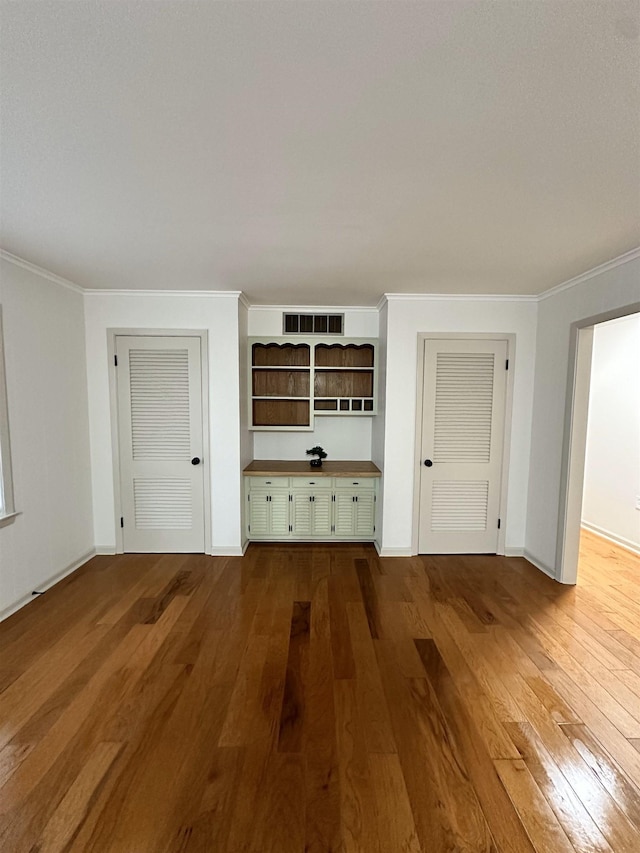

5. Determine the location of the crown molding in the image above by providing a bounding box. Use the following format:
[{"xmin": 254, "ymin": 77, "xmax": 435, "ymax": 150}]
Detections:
[
  {"xmin": 0, "ymin": 249, "xmax": 85, "ymax": 294},
  {"xmin": 383, "ymin": 292, "xmax": 538, "ymax": 303},
  {"xmin": 537, "ymin": 247, "xmax": 640, "ymax": 302},
  {"xmin": 238, "ymin": 292, "xmax": 251, "ymax": 310},
  {"xmin": 83, "ymin": 288, "xmax": 244, "ymax": 299},
  {"xmin": 376, "ymin": 295, "xmax": 388, "ymax": 311},
  {"xmin": 247, "ymin": 303, "xmax": 379, "ymax": 313}
]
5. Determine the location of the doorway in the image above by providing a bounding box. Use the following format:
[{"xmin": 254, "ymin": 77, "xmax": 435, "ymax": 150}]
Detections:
[
  {"xmin": 415, "ymin": 335, "xmax": 513, "ymax": 554},
  {"xmin": 111, "ymin": 332, "xmax": 210, "ymax": 553},
  {"xmin": 556, "ymin": 305, "xmax": 640, "ymax": 584}
]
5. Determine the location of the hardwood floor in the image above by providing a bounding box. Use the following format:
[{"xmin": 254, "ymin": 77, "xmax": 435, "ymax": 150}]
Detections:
[{"xmin": 1, "ymin": 532, "xmax": 639, "ymax": 851}]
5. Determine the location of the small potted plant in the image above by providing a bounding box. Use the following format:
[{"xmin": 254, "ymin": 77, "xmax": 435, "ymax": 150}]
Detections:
[{"xmin": 306, "ymin": 445, "xmax": 328, "ymax": 468}]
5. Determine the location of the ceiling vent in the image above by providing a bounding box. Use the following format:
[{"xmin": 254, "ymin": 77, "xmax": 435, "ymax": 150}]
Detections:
[{"xmin": 283, "ymin": 313, "xmax": 344, "ymax": 335}]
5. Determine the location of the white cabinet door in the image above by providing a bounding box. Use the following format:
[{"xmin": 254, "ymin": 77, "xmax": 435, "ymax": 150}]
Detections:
[
  {"xmin": 247, "ymin": 489, "xmax": 271, "ymax": 537},
  {"xmin": 334, "ymin": 493, "xmax": 356, "ymax": 536},
  {"xmin": 311, "ymin": 492, "xmax": 332, "ymax": 536},
  {"xmin": 292, "ymin": 490, "xmax": 332, "ymax": 537},
  {"xmin": 270, "ymin": 491, "xmax": 291, "ymax": 537},
  {"xmin": 354, "ymin": 491, "xmax": 375, "ymax": 537},
  {"xmin": 291, "ymin": 492, "xmax": 313, "ymax": 537},
  {"xmin": 248, "ymin": 488, "xmax": 290, "ymax": 537},
  {"xmin": 116, "ymin": 335, "xmax": 205, "ymax": 553}
]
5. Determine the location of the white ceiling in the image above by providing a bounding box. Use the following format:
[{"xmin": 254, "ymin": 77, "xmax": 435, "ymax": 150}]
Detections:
[{"xmin": 1, "ymin": 1, "xmax": 639, "ymax": 305}]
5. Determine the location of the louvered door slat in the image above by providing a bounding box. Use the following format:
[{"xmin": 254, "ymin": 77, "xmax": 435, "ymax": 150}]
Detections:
[
  {"xmin": 129, "ymin": 349, "xmax": 191, "ymax": 461},
  {"xmin": 433, "ymin": 352, "xmax": 495, "ymax": 464}
]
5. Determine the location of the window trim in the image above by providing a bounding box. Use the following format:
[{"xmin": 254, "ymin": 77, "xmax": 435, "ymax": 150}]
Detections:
[{"xmin": 0, "ymin": 306, "xmax": 16, "ymax": 522}]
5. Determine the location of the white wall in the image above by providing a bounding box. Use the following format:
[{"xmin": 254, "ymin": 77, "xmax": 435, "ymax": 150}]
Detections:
[
  {"xmin": 582, "ymin": 313, "xmax": 640, "ymax": 552},
  {"xmin": 526, "ymin": 254, "xmax": 640, "ymax": 574},
  {"xmin": 248, "ymin": 306, "xmax": 379, "ymax": 461},
  {"xmin": 371, "ymin": 300, "xmax": 388, "ymax": 551},
  {"xmin": 84, "ymin": 292, "xmax": 245, "ymax": 555},
  {"xmin": 380, "ymin": 296, "xmax": 538, "ymax": 555},
  {"xmin": 0, "ymin": 259, "xmax": 94, "ymax": 620},
  {"xmin": 238, "ymin": 299, "xmax": 253, "ymax": 548}
]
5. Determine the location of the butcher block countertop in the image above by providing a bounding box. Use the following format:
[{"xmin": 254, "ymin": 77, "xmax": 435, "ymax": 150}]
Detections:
[{"xmin": 243, "ymin": 460, "xmax": 381, "ymax": 478}]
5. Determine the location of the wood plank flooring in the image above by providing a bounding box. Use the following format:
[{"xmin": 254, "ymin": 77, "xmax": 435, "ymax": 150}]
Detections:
[{"xmin": 0, "ymin": 531, "xmax": 639, "ymax": 851}]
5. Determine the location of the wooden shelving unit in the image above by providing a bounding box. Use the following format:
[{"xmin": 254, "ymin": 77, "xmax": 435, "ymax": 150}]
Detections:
[
  {"xmin": 313, "ymin": 342, "xmax": 375, "ymax": 414},
  {"xmin": 250, "ymin": 342, "xmax": 311, "ymax": 429},
  {"xmin": 249, "ymin": 338, "xmax": 377, "ymax": 430}
]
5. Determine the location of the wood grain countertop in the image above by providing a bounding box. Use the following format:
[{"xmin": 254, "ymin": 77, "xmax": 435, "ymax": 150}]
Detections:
[{"xmin": 243, "ymin": 460, "xmax": 382, "ymax": 478}]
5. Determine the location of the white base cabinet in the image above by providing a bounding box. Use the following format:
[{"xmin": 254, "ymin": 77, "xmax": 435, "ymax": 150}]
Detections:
[{"xmin": 245, "ymin": 475, "xmax": 379, "ymax": 541}]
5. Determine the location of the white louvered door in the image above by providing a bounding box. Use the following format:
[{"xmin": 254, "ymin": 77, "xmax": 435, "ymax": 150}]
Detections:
[
  {"xmin": 418, "ymin": 339, "xmax": 508, "ymax": 554},
  {"xmin": 116, "ymin": 336, "xmax": 205, "ymax": 552}
]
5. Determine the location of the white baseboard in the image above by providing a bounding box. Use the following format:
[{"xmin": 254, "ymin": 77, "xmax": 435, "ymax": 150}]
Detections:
[
  {"xmin": 376, "ymin": 546, "xmax": 414, "ymax": 557},
  {"xmin": 0, "ymin": 548, "xmax": 96, "ymax": 623},
  {"xmin": 523, "ymin": 550, "xmax": 559, "ymax": 581},
  {"xmin": 208, "ymin": 545, "xmax": 247, "ymax": 557},
  {"xmin": 581, "ymin": 522, "xmax": 640, "ymax": 556},
  {"xmin": 95, "ymin": 545, "xmax": 117, "ymax": 555},
  {"xmin": 504, "ymin": 546, "xmax": 525, "ymax": 558}
]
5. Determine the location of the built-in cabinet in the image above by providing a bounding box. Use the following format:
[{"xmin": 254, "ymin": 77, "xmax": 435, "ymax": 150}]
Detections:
[
  {"xmin": 244, "ymin": 463, "xmax": 380, "ymax": 541},
  {"xmin": 249, "ymin": 337, "xmax": 377, "ymax": 430}
]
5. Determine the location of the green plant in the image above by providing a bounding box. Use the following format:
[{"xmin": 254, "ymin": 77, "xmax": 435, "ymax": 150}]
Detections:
[{"xmin": 306, "ymin": 445, "xmax": 327, "ymax": 461}]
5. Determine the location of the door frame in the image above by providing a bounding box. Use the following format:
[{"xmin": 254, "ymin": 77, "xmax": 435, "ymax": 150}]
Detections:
[
  {"xmin": 556, "ymin": 302, "xmax": 640, "ymax": 583},
  {"xmin": 412, "ymin": 333, "xmax": 516, "ymax": 556},
  {"xmin": 108, "ymin": 328, "xmax": 211, "ymax": 555}
]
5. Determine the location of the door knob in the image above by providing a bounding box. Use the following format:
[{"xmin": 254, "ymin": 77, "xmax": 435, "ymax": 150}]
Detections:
[
  {"xmin": 424, "ymin": 459, "xmax": 433, "ymax": 467},
  {"xmin": 191, "ymin": 457, "xmax": 201, "ymax": 465}
]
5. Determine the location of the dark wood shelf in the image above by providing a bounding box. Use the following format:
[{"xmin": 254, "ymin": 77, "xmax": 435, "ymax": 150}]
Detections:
[
  {"xmin": 252, "ymin": 369, "xmax": 310, "ymax": 398},
  {"xmin": 315, "ymin": 343, "xmax": 374, "ymax": 367},
  {"xmin": 252, "ymin": 399, "xmax": 310, "ymax": 427},
  {"xmin": 314, "ymin": 370, "xmax": 374, "ymax": 398},
  {"xmin": 252, "ymin": 342, "xmax": 311, "ymax": 367}
]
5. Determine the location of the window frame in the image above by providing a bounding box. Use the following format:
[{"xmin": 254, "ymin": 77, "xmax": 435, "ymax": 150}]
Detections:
[{"xmin": 0, "ymin": 307, "xmax": 16, "ymax": 521}]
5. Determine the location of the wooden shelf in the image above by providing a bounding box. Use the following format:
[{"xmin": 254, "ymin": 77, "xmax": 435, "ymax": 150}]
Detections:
[
  {"xmin": 244, "ymin": 460, "xmax": 381, "ymax": 477},
  {"xmin": 315, "ymin": 343, "xmax": 374, "ymax": 367},
  {"xmin": 252, "ymin": 399, "xmax": 310, "ymax": 427},
  {"xmin": 252, "ymin": 342, "xmax": 310, "ymax": 367},
  {"xmin": 314, "ymin": 370, "xmax": 374, "ymax": 398},
  {"xmin": 252, "ymin": 369, "xmax": 310, "ymax": 398}
]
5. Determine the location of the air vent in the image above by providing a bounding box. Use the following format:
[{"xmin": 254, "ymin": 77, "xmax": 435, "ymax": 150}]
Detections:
[{"xmin": 283, "ymin": 313, "xmax": 344, "ymax": 335}]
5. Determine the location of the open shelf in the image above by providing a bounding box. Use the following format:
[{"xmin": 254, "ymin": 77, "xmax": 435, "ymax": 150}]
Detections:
[
  {"xmin": 252, "ymin": 399, "xmax": 310, "ymax": 427},
  {"xmin": 314, "ymin": 398, "xmax": 374, "ymax": 412},
  {"xmin": 315, "ymin": 343, "xmax": 374, "ymax": 367},
  {"xmin": 252, "ymin": 369, "xmax": 310, "ymax": 398},
  {"xmin": 252, "ymin": 342, "xmax": 310, "ymax": 367},
  {"xmin": 314, "ymin": 369, "xmax": 374, "ymax": 398}
]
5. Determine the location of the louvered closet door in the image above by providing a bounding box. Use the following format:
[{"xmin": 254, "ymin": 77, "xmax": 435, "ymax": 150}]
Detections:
[
  {"xmin": 418, "ymin": 339, "xmax": 507, "ymax": 554},
  {"xmin": 116, "ymin": 336, "xmax": 205, "ymax": 552}
]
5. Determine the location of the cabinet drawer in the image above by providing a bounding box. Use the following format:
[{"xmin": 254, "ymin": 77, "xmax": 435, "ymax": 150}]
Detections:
[
  {"xmin": 246, "ymin": 477, "xmax": 290, "ymax": 490},
  {"xmin": 291, "ymin": 477, "xmax": 333, "ymax": 489},
  {"xmin": 333, "ymin": 478, "xmax": 378, "ymax": 491}
]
